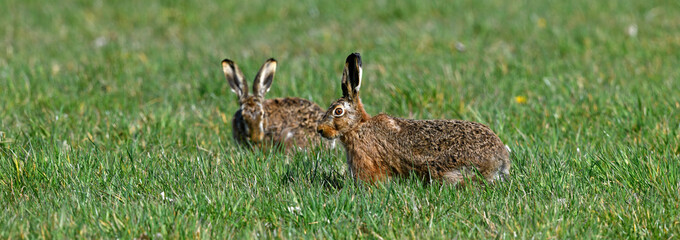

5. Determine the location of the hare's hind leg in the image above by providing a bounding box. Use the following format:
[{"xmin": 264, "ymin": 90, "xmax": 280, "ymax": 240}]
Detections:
[
  {"xmin": 481, "ymin": 160, "xmax": 510, "ymax": 183},
  {"xmin": 481, "ymin": 168, "xmax": 502, "ymax": 184},
  {"xmin": 443, "ymin": 167, "xmax": 473, "ymax": 186},
  {"xmin": 445, "ymin": 160, "xmax": 509, "ymax": 185}
]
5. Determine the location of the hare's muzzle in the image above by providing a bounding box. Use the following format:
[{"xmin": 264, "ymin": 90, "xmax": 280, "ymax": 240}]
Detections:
[{"xmin": 316, "ymin": 124, "xmax": 338, "ymax": 139}]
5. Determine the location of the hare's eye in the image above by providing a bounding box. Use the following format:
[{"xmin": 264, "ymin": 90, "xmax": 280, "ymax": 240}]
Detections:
[{"xmin": 333, "ymin": 107, "xmax": 344, "ymax": 116}]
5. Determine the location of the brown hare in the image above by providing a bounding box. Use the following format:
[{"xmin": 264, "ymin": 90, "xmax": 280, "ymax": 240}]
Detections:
[
  {"xmin": 222, "ymin": 58, "xmax": 330, "ymax": 151},
  {"xmin": 317, "ymin": 53, "xmax": 510, "ymax": 184}
]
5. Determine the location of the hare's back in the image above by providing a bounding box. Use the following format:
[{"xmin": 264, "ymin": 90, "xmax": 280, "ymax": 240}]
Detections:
[
  {"xmin": 371, "ymin": 115, "xmax": 504, "ymax": 158},
  {"xmin": 406, "ymin": 118, "xmax": 502, "ymax": 149},
  {"xmin": 264, "ymin": 97, "xmax": 324, "ymax": 128}
]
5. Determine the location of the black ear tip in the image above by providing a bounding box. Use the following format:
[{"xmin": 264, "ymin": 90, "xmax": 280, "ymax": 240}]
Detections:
[
  {"xmin": 222, "ymin": 58, "xmax": 234, "ymax": 65},
  {"xmin": 345, "ymin": 52, "xmax": 362, "ymax": 65},
  {"xmin": 266, "ymin": 58, "xmax": 277, "ymax": 62}
]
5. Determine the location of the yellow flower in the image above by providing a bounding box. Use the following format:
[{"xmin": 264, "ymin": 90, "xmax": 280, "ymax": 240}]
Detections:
[
  {"xmin": 537, "ymin": 17, "xmax": 546, "ymax": 29},
  {"xmin": 514, "ymin": 96, "xmax": 527, "ymax": 104}
]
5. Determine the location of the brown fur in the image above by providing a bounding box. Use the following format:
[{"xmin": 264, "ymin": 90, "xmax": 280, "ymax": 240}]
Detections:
[
  {"xmin": 317, "ymin": 53, "xmax": 510, "ymax": 184},
  {"xmin": 223, "ymin": 58, "xmax": 330, "ymax": 152},
  {"xmin": 232, "ymin": 97, "xmax": 327, "ymax": 150}
]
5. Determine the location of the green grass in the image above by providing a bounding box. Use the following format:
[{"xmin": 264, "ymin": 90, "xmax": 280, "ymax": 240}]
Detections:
[{"xmin": 2, "ymin": 0, "xmax": 680, "ymax": 238}]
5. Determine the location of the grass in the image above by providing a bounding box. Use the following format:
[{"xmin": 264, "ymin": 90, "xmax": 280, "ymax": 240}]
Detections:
[{"xmin": 1, "ymin": 0, "xmax": 679, "ymax": 238}]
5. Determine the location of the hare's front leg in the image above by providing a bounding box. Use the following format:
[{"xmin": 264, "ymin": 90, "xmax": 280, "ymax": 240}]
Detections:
[{"xmin": 348, "ymin": 154, "xmax": 387, "ymax": 183}]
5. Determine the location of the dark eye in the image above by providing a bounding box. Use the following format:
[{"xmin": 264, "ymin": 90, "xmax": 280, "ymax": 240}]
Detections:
[{"xmin": 333, "ymin": 107, "xmax": 344, "ymax": 116}]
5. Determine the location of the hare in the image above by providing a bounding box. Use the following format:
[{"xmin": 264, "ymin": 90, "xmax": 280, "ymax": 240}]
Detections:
[
  {"xmin": 316, "ymin": 53, "xmax": 510, "ymax": 184},
  {"xmin": 222, "ymin": 58, "xmax": 329, "ymax": 151}
]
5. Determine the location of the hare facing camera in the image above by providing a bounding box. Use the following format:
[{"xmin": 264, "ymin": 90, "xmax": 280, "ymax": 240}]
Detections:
[
  {"xmin": 317, "ymin": 53, "xmax": 510, "ymax": 185},
  {"xmin": 222, "ymin": 58, "xmax": 330, "ymax": 151}
]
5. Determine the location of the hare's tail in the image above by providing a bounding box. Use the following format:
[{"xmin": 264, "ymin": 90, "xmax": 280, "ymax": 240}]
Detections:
[
  {"xmin": 498, "ymin": 149, "xmax": 511, "ymax": 181},
  {"xmin": 488, "ymin": 148, "xmax": 511, "ymax": 183},
  {"xmin": 499, "ymin": 160, "xmax": 510, "ymax": 180}
]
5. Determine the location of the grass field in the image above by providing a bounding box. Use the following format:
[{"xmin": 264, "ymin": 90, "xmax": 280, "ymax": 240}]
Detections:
[{"xmin": 2, "ymin": 0, "xmax": 680, "ymax": 238}]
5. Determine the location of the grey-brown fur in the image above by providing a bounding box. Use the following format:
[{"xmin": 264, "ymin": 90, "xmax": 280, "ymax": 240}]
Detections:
[
  {"xmin": 222, "ymin": 58, "xmax": 329, "ymax": 151},
  {"xmin": 317, "ymin": 53, "xmax": 510, "ymax": 184}
]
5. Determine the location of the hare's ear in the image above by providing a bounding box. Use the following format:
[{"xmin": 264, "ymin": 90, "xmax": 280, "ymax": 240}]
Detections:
[
  {"xmin": 341, "ymin": 53, "xmax": 362, "ymax": 101},
  {"xmin": 222, "ymin": 59, "xmax": 248, "ymax": 101},
  {"xmin": 253, "ymin": 58, "xmax": 277, "ymax": 99}
]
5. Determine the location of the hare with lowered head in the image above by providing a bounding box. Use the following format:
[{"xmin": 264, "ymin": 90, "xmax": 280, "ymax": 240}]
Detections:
[
  {"xmin": 222, "ymin": 58, "xmax": 329, "ymax": 151},
  {"xmin": 317, "ymin": 53, "xmax": 510, "ymax": 184}
]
